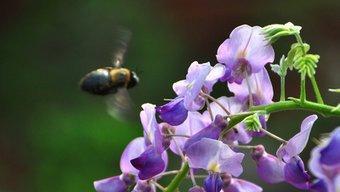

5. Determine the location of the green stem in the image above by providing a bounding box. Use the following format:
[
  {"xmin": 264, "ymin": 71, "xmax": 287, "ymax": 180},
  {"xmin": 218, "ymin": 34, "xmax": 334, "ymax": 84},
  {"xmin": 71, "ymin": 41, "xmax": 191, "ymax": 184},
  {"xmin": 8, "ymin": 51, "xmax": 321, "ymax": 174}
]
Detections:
[
  {"xmin": 300, "ymin": 74, "xmax": 306, "ymax": 103},
  {"xmin": 295, "ymin": 34, "xmax": 306, "ymax": 54},
  {"xmin": 165, "ymin": 162, "xmax": 189, "ymax": 192},
  {"xmin": 219, "ymin": 100, "xmax": 340, "ymax": 138},
  {"xmin": 280, "ymin": 75, "xmax": 286, "ymax": 101},
  {"xmin": 310, "ymin": 75, "xmax": 324, "ymax": 104}
]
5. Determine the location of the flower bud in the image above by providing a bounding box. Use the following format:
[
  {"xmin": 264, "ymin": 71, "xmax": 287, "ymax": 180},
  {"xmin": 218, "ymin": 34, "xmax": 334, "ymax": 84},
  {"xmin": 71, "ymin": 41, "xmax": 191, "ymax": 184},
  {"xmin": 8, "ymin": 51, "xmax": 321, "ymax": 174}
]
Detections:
[
  {"xmin": 262, "ymin": 22, "xmax": 302, "ymax": 43},
  {"xmin": 243, "ymin": 114, "xmax": 261, "ymax": 132},
  {"xmin": 251, "ymin": 145, "xmax": 285, "ymax": 184}
]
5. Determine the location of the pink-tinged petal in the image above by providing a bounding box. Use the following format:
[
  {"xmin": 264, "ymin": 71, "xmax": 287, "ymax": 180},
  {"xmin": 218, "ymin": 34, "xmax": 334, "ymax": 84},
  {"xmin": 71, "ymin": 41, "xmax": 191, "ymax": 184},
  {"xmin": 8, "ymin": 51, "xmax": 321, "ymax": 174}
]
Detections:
[
  {"xmin": 186, "ymin": 138, "xmax": 244, "ymax": 176},
  {"xmin": 170, "ymin": 111, "xmax": 207, "ymax": 156},
  {"xmin": 94, "ymin": 176, "xmax": 127, "ymax": 192},
  {"xmin": 244, "ymin": 26, "xmax": 274, "ymax": 73},
  {"xmin": 228, "ymin": 68, "xmax": 273, "ymax": 105},
  {"xmin": 277, "ymin": 115, "xmax": 318, "ymax": 162},
  {"xmin": 251, "ymin": 145, "xmax": 285, "ymax": 184},
  {"xmin": 222, "ymin": 178, "xmax": 263, "ymax": 192},
  {"xmin": 120, "ymin": 137, "xmax": 146, "ymax": 175}
]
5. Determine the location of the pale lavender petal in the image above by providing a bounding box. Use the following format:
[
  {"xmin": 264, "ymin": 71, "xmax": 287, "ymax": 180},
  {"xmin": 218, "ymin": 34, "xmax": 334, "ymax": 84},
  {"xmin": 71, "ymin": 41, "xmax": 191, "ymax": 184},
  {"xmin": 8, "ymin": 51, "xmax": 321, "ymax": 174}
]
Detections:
[
  {"xmin": 204, "ymin": 63, "xmax": 226, "ymax": 92},
  {"xmin": 94, "ymin": 176, "xmax": 127, "ymax": 192},
  {"xmin": 169, "ymin": 111, "xmax": 207, "ymax": 155},
  {"xmin": 244, "ymin": 26, "xmax": 274, "ymax": 73},
  {"xmin": 186, "ymin": 138, "xmax": 244, "ymax": 176},
  {"xmin": 251, "ymin": 145, "xmax": 285, "ymax": 184},
  {"xmin": 184, "ymin": 62, "xmax": 212, "ymax": 111},
  {"xmin": 222, "ymin": 178, "xmax": 263, "ymax": 192},
  {"xmin": 284, "ymin": 156, "xmax": 311, "ymax": 190},
  {"xmin": 277, "ymin": 115, "xmax": 318, "ymax": 162},
  {"xmin": 173, "ymin": 80, "xmax": 188, "ymax": 96},
  {"xmin": 120, "ymin": 137, "xmax": 146, "ymax": 175},
  {"xmin": 228, "ymin": 68, "xmax": 273, "ymax": 106},
  {"xmin": 156, "ymin": 97, "xmax": 188, "ymax": 126}
]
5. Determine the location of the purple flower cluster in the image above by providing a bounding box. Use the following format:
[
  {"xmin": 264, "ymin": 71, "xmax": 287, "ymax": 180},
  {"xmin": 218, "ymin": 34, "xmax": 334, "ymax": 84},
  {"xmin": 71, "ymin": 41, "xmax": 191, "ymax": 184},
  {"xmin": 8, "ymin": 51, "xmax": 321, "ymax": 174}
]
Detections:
[{"xmin": 93, "ymin": 25, "xmax": 340, "ymax": 192}]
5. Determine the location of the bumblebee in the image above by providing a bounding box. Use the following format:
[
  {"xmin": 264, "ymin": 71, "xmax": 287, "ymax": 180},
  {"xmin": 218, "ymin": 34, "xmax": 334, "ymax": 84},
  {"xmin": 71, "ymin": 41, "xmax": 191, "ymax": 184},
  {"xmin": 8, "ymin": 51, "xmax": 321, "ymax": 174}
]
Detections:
[
  {"xmin": 80, "ymin": 67, "xmax": 139, "ymax": 95},
  {"xmin": 79, "ymin": 28, "xmax": 138, "ymax": 120}
]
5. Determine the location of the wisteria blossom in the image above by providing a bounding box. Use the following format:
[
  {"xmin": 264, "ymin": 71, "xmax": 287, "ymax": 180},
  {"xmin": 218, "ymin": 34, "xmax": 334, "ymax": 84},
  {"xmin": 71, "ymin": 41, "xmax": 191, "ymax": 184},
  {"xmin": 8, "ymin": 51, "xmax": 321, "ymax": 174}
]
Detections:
[
  {"xmin": 309, "ymin": 127, "xmax": 340, "ymax": 192},
  {"xmin": 92, "ymin": 23, "xmax": 340, "ymax": 192},
  {"xmin": 157, "ymin": 61, "xmax": 225, "ymax": 125},
  {"xmin": 217, "ymin": 25, "xmax": 274, "ymax": 84}
]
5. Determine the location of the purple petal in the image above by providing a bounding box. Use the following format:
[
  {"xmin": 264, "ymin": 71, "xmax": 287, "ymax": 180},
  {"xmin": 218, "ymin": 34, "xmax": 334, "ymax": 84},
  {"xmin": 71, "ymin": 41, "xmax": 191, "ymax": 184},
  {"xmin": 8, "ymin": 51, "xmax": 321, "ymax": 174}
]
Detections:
[
  {"xmin": 94, "ymin": 176, "xmax": 127, "ymax": 192},
  {"xmin": 284, "ymin": 156, "xmax": 311, "ymax": 190},
  {"xmin": 204, "ymin": 174, "xmax": 223, "ymax": 192},
  {"xmin": 319, "ymin": 127, "xmax": 340, "ymax": 166},
  {"xmin": 310, "ymin": 179, "xmax": 328, "ymax": 192},
  {"xmin": 120, "ymin": 137, "xmax": 147, "ymax": 175},
  {"xmin": 222, "ymin": 178, "xmax": 263, "ymax": 192},
  {"xmin": 228, "ymin": 68, "xmax": 273, "ymax": 106},
  {"xmin": 251, "ymin": 145, "xmax": 285, "ymax": 184},
  {"xmin": 183, "ymin": 115, "xmax": 226, "ymax": 152},
  {"xmin": 156, "ymin": 97, "xmax": 188, "ymax": 126},
  {"xmin": 169, "ymin": 111, "xmax": 207, "ymax": 156},
  {"xmin": 277, "ymin": 115, "xmax": 318, "ymax": 162},
  {"xmin": 130, "ymin": 146, "xmax": 167, "ymax": 180},
  {"xmin": 308, "ymin": 127, "xmax": 340, "ymax": 192},
  {"xmin": 186, "ymin": 138, "xmax": 244, "ymax": 176}
]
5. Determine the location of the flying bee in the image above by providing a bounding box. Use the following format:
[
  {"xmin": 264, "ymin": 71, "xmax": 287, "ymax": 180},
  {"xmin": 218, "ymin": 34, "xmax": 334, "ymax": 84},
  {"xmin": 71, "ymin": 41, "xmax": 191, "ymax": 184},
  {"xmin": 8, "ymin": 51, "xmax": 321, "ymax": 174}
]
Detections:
[{"xmin": 79, "ymin": 28, "xmax": 138, "ymax": 120}]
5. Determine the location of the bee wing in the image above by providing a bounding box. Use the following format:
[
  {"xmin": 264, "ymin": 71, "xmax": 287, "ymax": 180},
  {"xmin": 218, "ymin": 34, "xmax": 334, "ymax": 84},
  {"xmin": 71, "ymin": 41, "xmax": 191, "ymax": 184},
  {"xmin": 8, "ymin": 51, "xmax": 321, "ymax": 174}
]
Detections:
[
  {"xmin": 112, "ymin": 28, "xmax": 132, "ymax": 67},
  {"xmin": 106, "ymin": 88, "xmax": 135, "ymax": 121}
]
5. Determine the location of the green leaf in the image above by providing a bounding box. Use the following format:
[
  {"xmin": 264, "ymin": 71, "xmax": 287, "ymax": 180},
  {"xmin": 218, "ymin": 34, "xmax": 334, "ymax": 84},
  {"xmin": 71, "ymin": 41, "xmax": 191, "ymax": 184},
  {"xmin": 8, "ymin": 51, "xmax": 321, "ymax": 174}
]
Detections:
[{"xmin": 294, "ymin": 54, "xmax": 319, "ymax": 77}]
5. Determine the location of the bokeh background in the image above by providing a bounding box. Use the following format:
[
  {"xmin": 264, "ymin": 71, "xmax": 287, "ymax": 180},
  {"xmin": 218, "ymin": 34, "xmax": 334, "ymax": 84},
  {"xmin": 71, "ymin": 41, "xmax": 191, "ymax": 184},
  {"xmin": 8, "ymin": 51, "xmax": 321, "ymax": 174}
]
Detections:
[{"xmin": 1, "ymin": 1, "xmax": 340, "ymax": 191}]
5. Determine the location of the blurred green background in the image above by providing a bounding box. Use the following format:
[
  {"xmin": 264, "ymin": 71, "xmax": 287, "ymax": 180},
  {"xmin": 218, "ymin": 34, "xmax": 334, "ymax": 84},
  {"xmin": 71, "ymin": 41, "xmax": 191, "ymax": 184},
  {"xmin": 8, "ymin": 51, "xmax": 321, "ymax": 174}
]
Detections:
[{"xmin": 1, "ymin": 1, "xmax": 340, "ymax": 191}]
